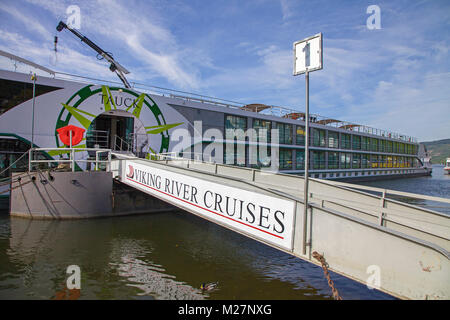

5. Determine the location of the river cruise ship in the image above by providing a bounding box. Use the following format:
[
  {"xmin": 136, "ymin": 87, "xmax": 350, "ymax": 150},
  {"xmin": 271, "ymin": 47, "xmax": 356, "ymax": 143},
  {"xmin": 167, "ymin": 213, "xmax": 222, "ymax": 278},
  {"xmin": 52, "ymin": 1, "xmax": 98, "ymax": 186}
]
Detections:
[{"xmin": 0, "ymin": 50, "xmax": 430, "ymax": 184}]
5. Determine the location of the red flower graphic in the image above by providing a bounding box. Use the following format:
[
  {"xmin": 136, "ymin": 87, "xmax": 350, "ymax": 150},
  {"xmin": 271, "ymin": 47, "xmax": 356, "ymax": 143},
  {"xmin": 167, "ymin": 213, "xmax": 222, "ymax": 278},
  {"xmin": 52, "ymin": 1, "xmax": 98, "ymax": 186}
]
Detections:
[{"xmin": 57, "ymin": 125, "xmax": 86, "ymax": 146}]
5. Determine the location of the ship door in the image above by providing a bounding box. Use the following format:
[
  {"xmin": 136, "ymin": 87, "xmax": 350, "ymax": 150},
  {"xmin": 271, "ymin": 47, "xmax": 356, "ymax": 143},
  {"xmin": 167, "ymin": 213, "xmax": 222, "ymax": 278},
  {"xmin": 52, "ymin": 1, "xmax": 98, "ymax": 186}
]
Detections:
[{"xmin": 86, "ymin": 112, "xmax": 134, "ymax": 151}]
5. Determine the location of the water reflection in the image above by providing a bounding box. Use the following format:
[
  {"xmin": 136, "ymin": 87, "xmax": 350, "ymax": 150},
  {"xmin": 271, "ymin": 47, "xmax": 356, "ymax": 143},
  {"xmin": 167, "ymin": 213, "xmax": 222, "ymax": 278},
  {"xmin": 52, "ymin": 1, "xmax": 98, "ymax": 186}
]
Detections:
[
  {"xmin": 0, "ymin": 206, "xmax": 399, "ymax": 300},
  {"xmin": 109, "ymin": 239, "xmax": 204, "ymax": 299}
]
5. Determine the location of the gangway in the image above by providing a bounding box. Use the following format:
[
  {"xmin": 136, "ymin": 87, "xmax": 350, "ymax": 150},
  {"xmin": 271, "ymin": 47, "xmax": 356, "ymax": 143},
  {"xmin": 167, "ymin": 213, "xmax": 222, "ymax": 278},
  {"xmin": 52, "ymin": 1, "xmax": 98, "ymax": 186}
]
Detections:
[{"xmin": 111, "ymin": 153, "xmax": 450, "ymax": 300}]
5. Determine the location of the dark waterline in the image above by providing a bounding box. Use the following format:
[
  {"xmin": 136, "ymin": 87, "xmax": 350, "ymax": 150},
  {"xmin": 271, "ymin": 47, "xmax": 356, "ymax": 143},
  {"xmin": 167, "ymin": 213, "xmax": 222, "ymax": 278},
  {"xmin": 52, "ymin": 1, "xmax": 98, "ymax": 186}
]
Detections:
[{"xmin": 0, "ymin": 165, "xmax": 447, "ymax": 300}]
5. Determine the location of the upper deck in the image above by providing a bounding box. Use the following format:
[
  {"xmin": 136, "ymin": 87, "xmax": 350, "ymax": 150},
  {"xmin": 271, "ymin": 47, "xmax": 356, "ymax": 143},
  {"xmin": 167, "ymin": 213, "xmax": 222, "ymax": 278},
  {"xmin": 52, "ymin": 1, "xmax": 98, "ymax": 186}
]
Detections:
[
  {"xmin": 55, "ymin": 72, "xmax": 419, "ymax": 144},
  {"xmin": 0, "ymin": 50, "xmax": 417, "ymax": 145}
]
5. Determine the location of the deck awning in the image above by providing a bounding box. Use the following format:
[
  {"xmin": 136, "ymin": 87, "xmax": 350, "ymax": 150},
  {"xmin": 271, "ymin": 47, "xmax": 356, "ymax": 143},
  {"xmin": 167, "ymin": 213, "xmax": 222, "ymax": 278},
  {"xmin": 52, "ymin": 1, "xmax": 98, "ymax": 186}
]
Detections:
[
  {"xmin": 283, "ymin": 112, "xmax": 305, "ymax": 120},
  {"xmin": 339, "ymin": 124, "xmax": 361, "ymax": 130},
  {"xmin": 316, "ymin": 118, "xmax": 341, "ymax": 125},
  {"xmin": 240, "ymin": 104, "xmax": 270, "ymax": 113}
]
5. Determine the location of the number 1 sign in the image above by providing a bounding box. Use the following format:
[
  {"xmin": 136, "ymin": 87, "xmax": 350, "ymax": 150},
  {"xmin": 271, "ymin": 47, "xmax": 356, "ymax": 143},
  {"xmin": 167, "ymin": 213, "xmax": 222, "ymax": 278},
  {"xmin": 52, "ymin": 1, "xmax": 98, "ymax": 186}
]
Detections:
[{"xmin": 293, "ymin": 33, "xmax": 323, "ymax": 75}]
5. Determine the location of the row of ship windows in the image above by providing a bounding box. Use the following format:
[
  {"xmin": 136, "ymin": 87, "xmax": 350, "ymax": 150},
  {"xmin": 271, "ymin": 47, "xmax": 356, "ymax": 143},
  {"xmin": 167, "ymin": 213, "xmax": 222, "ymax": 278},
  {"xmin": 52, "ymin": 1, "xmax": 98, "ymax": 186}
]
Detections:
[
  {"xmin": 224, "ymin": 146, "xmax": 420, "ymax": 171},
  {"xmin": 225, "ymin": 115, "xmax": 418, "ymax": 155}
]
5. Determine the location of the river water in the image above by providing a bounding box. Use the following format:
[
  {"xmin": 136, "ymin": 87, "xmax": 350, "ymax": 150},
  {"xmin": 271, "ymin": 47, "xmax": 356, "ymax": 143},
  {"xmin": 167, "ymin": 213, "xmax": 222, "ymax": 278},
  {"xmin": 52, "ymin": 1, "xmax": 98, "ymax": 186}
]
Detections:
[{"xmin": 0, "ymin": 165, "xmax": 448, "ymax": 300}]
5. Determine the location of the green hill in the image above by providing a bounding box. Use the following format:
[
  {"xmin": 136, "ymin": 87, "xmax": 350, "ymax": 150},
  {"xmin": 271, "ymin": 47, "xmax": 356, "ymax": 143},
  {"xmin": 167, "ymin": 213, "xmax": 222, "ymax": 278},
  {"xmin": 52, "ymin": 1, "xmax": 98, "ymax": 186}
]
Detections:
[{"xmin": 420, "ymin": 139, "xmax": 450, "ymax": 164}]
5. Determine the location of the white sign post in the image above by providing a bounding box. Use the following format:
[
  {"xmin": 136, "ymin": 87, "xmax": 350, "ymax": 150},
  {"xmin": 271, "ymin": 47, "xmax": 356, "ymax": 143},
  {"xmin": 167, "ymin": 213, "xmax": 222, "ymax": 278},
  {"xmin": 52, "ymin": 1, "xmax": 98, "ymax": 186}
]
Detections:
[{"xmin": 293, "ymin": 33, "xmax": 323, "ymax": 255}]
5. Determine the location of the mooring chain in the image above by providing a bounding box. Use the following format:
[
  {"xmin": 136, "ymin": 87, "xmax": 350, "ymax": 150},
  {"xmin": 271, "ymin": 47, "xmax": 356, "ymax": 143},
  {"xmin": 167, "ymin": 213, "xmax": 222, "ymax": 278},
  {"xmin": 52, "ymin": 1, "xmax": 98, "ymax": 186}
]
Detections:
[{"xmin": 312, "ymin": 251, "xmax": 343, "ymax": 300}]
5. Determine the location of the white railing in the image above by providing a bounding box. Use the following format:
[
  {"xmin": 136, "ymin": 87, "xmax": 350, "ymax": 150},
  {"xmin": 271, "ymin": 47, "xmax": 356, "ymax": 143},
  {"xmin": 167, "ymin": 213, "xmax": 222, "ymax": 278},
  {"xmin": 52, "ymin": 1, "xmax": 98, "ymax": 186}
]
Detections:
[
  {"xmin": 316, "ymin": 178, "xmax": 450, "ymax": 205},
  {"xmin": 28, "ymin": 148, "xmax": 112, "ymax": 172}
]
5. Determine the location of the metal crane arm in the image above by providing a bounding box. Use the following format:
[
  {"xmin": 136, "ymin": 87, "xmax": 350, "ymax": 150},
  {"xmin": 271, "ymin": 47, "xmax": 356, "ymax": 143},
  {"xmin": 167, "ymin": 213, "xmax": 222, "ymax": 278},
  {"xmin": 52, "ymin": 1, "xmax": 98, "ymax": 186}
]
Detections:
[{"xmin": 56, "ymin": 21, "xmax": 131, "ymax": 88}]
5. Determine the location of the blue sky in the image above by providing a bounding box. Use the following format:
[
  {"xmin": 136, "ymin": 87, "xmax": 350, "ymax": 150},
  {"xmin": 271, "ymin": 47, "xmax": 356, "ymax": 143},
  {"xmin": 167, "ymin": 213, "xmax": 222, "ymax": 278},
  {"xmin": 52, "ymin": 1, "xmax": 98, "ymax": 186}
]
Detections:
[{"xmin": 0, "ymin": 0, "xmax": 449, "ymax": 141}]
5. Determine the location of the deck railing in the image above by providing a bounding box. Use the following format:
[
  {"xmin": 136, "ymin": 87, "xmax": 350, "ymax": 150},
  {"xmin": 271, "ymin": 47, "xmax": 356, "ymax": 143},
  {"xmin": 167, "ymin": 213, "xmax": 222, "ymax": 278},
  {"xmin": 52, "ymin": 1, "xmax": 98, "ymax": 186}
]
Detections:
[{"xmin": 28, "ymin": 148, "xmax": 112, "ymax": 172}]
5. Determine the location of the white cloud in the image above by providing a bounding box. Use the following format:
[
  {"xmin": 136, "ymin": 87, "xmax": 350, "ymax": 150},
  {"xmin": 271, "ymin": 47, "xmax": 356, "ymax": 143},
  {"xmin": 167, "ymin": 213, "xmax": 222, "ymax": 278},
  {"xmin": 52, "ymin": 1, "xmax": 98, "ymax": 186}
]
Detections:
[
  {"xmin": 0, "ymin": 4, "xmax": 52, "ymax": 40},
  {"xmin": 280, "ymin": 0, "xmax": 294, "ymax": 21},
  {"xmin": 20, "ymin": 0, "xmax": 202, "ymax": 89}
]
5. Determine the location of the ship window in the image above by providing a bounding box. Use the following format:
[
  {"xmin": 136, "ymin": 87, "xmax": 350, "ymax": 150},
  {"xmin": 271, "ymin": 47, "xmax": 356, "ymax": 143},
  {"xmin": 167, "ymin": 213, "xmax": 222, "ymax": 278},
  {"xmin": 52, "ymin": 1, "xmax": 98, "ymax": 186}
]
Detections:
[
  {"xmin": 0, "ymin": 137, "xmax": 30, "ymax": 152},
  {"xmin": 407, "ymin": 144, "xmax": 412, "ymax": 155},
  {"xmin": 0, "ymin": 137, "xmax": 32, "ymax": 178},
  {"xmin": 379, "ymin": 140, "xmax": 385, "ymax": 153},
  {"xmin": 386, "ymin": 141, "xmax": 392, "ymax": 153},
  {"xmin": 296, "ymin": 126, "xmax": 305, "ymax": 145},
  {"xmin": 352, "ymin": 153, "xmax": 361, "ymax": 169},
  {"xmin": 370, "ymin": 138, "xmax": 378, "ymax": 152},
  {"xmin": 0, "ymin": 79, "xmax": 61, "ymax": 114},
  {"xmin": 380, "ymin": 155, "xmax": 387, "ymax": 167},
  {"xmin": 371, "ymin": 154, "xmax": 379, "ymax": 168},
  {"xmin": 279, "ymin": 148, "xmax": 293, "ymax": 170},
  {"xmin": 393, "ymin": 142, "xmax": 399, "ymax": 153},
  {"xmin": 312, "ymin": 128, "xmax": 326, "ymax": 147},
  {"xmin": 386, "ymin": 141, "xmax": 393, "ymax": 153},
  {"xmin": 328, "ymin": 131, "xmax": 339, "ymax": 149},
  {"xmin": 296, "ymin": 150, "xmax": 305, "ymax": 170},
  {"xmin": 362, "ymin": 154, "xmax": 370, "ymax": 168},
  {"xmin": 253, "ymin": 119, "xmax": 271, "ymax": 143},
  {"xmin": 225, "ymin": 115, "xmax": 247, "ymax": 141},
  {"xmin": 387, "ymin": 156, "xmax": 393, "ymax": 168},
  {"xmin": 352, "ymin": 135, "xmax": 361, "ymax": 150},
  {"xmin": 393, "ymin": 156, "xmax": 399, "ymax": 168},
  {"xmin": 361, "ymin": 136, "xmax": 370, "ymax": 151},
  {"xmin": 406, "ymin": 157, "xmax": 412, "ymax": 167},
  {"xmin": 328, "ymin": 152, "xmax": 339, "ymax": 169},
  {"xmin": 341, "ymin": 133, "xmax": 351, "ymax": 150},
  {"xmin": 225, "ymin": 115, "xmax": 247, "ymax": 166},
  {"xmin": 312, "ymin": 150, "xmax": 326, "ymax": 169},
  {"xmin": 276, "ymin": 123, "xmax": 292, "ymax": 145},
  {"xmin": 340, "ymin": 152, "xmax": 351, "ymax": 169}
]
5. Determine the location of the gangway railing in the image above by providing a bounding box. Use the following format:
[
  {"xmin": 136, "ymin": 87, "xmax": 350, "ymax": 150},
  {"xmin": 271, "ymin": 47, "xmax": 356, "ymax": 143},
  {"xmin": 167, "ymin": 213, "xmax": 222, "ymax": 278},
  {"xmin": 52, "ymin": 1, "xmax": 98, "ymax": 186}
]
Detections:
[
  {"xmin": 112, "ymin": 155, "xmax": 449, "ymax": 299},
  {"xmin": 154, "ymin": 155, "xmax": 450, "ymax": 249},
  {"xmin": 157, "ymin": 154, "xmax": 450, "ymax": 204},
  {"xmin": 319, "ymin": 178, "xmax": 450, "ymax": 205},
  {"xmin": 28, "ymin": 147, "xmax": 112, "ymax": 172}
]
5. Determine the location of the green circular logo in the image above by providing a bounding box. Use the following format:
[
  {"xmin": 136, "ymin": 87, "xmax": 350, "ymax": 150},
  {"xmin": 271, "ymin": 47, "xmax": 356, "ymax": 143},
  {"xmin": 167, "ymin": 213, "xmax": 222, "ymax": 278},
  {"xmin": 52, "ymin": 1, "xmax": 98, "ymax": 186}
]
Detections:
[{"xmin": 54, "ymin": 85, "xmax": 171, "ymax": 162}]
